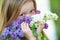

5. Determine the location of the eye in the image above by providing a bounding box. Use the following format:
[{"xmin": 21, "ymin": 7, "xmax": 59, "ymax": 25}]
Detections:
[
  {"xmin": 30, "ymin": 9, "xmax": 35, "ymax": 13},
  {"xmin": 19, "ymin": 13, "xmax": 25, "ymax": 16}
]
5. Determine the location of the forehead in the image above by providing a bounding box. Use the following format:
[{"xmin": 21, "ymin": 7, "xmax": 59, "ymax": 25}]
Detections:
[{"xmin": 21, "ymin": 1, "xmax": 34, "ymax": 12}]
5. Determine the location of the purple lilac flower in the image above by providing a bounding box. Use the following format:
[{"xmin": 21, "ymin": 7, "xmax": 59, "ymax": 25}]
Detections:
[
  {"xmin": 15, "ymin": 37, "xmax": 20, "ymax": 40},
  {"xmin": 0, "ymin": 28, "xmax": 10, "ymax": 39},
  {"xmin": 18, "ymin": 30, "xmax": 24, "ymax": 37},
  {"xmin": 11, "ymin": 16, "xmax": 29, "ymax": 27},
  {"xmin": 0, "ymin": 35, "xmax": 2, "ymax": 38},
  {"xmin": 9, "ymin": 30, "xmax": 14, "ymax": 35},
  {"xmin": 11, "ymin": 37, "xmax": 15, "ymax": 40},
  {"xmin": 11, "ymin": 37, "xmax": 20, "ymax": 40},
  {"xmin": 4, "ymin": 28, "xmax": 9, "ymax": 33},
  {"xmin": 7, "ymin": 27, "xmax": 11, "ymax": 31},
  {"xmin": 44, "ymin": 23, "xmax": 48, "ymax": 29},
  {"xmin": 0, "ymin": 34, "xmax": 6, "ymax": 39},
  {"xmin": 15, "ymin": 29, "xmax": 24, "ymax": 37},
  {"xmin": 16, "ymin": 18, "xmax": 24, "ymax": 24},
  {"xmin": 23, "ymin": 16, "xmax": 32, "ymax": 24},
  {"xmin": 12, "ymin": 21, "xmax": 19, "ymax": 27},
  {"xmin": 35, "ymin": 10, "xmax": 40, "ymax": 14},
  {"xmin": 0, "ymin": 16, "xmax": 32, "ymax": 39},
  {"xmin": 0, "ymin": 35, "xmax": 5, "ymax": 39},
  {"xmin": 10, "ymin": 32, "xmax": 17, "ymax": 38},
  {"xmin": 3, "ymin": 28, "xmax": 9, "ymax": 37}
]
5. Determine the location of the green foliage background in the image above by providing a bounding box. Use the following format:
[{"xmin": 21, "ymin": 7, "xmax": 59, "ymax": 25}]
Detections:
[{"xmin": 50, "ymin": 0, "xmax": 60, "ymax": 40}]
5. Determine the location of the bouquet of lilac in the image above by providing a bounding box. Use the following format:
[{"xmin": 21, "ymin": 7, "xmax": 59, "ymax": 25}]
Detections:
[
  {"xmin": 0, "ymin": 10, "xmax": 58, "ymax": 40},
  {"xmin": 0, "ymin": 16, "xmax": 32, "ymax": 40},
  {"xmin": 30, "ymin": 10, "xmax": 58, "ymax": 29},
  {"xmin": 30, "ymin": 10, "xmax": 58, "ymax": 40}
]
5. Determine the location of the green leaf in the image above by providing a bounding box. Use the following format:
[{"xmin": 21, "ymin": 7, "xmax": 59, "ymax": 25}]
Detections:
[
  {"xmin": 33, "ymin": 31, "xmax": 38, "ymax": 37},
  {"xmin": 31, "ymin": 24, "xmax": 36, "ymax": 30},
  {"xmin": 40, "ymin": 32, "xmax": 46, "ymax": 40},
  {"xmin": 0, "ymin": 38, "xmax": 3, "ymax": 40},
  {"xmin": 12, "ymin": 26, "xmax": 16, "ymax": 31},
  {"xmin": 20, "ymin": 37, "xmax": 28, "ymax": 40}
]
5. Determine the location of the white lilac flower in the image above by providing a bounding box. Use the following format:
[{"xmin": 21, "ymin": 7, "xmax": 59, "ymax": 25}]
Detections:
[
  {"xmin": 31, "ymin": 12, "xmax": 58, "ymax": 23},
  {"xmin": 30, "ymin": 12, "xmax": 58, "ymax": 28},
  {"xmin": 30, "ymin": 14, "xmax": 45, "ymax": 27},
  {"xmin": 50, "ymin": 13, "xmax": 58, "ymax": 20},
  {"xmin": 31, "ymin": 14, "xmax": 45, "ymax": 24},
  {"xmin": 44, "ymin": 12, "xmax": 58, "ymax": 20}
]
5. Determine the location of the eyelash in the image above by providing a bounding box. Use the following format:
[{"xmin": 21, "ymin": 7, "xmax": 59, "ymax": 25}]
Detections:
[
  {"xmin": 20, "ymin": 13, "xmax": 25, "ymax": 16},
  {"xmin": 30, "ymin": 9, "xmax": 35, "ymax": 13}
]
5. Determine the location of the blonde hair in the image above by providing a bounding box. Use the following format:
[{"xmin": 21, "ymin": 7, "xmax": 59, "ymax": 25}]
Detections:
[
  {"xmin": 0, "ymin": 0, "xmax": 4, "ymax": 33},
  {"xmin": 0, "ymin": 0, "xmax": 36, "ymax": 33}
]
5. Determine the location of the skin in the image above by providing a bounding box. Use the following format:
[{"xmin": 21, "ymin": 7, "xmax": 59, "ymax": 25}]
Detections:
[
  {"xmin": 18, "ymin": 1, "xmax": 44, "ymax": 40},
  {"xmin": 18, "ymin": 1, "xmax": 35, "ymax": 18}
]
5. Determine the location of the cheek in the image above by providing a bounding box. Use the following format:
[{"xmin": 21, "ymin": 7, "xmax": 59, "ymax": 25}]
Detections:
[
  {"xmin": 32, "ymin": 11, "xmax": 35, "ymax": 15},
  {"xmin": 18, "ymin": 16, "xmax": 23, "ymax": 18},
  {"xmin": 25, "ymin": 14, "xmax": 31, "ymax": 17}
]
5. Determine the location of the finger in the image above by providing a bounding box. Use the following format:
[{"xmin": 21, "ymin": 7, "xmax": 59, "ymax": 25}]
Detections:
[
  {"xmin": 21, "ymin": 22, "xmax": 29, "ymax": 31},
  {"xmin": 21, "ymin": 22, "xmax": 26, "ymax": 30},
  {"xmin": 37, "ymin": 26, "xmax": 41, "ymax": 35},
  {"xmin": 38, "ymin": 23, "xmax": 44, "ymax": 29}
]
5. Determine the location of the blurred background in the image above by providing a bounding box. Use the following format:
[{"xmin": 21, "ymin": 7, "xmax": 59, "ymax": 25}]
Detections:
[
  {"xmin": 0, "ymin": 0, "xmax": 60, "ymax": 40},
  {"xmin": 50, "ymin": 0, "xmax": 60, "ymax": 40}
]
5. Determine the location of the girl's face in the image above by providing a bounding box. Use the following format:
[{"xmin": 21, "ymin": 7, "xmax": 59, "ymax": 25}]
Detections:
[{"xmin": 18, "ymin": 1, "xmax": 35, "ymax": 18}]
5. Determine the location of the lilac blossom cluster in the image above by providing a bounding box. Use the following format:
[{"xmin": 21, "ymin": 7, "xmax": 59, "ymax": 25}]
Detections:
[
  {"xmin": 0, "ymin": 10, "xmax": 49, "ymax": 40},
  {"xmin": 0, "ymin": 16, "xmax": 32, "ymax": 40}
]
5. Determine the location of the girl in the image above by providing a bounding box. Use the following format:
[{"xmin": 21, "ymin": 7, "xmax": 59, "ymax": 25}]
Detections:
[{"xmin": 0, "ymin": 0, "xmax": 44, "ymax": 40}]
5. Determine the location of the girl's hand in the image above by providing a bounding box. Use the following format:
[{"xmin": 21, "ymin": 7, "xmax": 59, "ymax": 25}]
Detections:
[
  {"xmin": 37, "ymin": 23, "xmax": 44, "ymax": 35},
  {"xmin": 21, "ymin": 22, "xmax": 36, "ymax": 40},
  {"xmin": 36, "ymin": 23, "xmax": 44, "ymax": 40}
]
